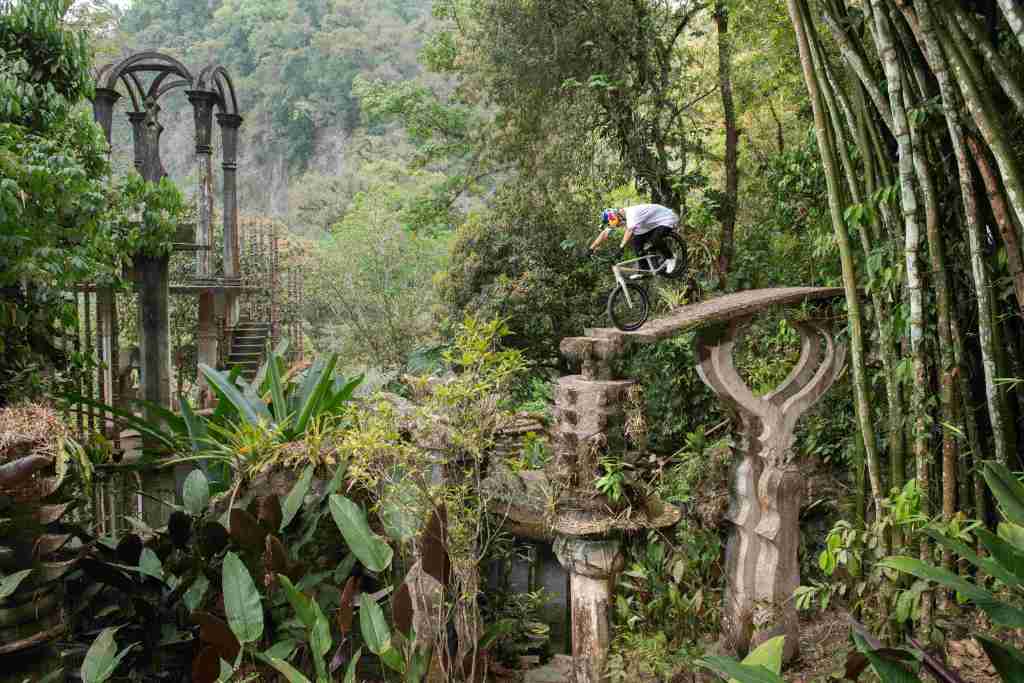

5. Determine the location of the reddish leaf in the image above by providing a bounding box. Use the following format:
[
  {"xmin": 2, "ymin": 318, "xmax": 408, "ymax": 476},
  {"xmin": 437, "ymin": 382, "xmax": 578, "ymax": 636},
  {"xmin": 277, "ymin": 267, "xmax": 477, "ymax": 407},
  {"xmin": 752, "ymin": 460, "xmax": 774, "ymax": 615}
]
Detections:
[
  {"xmin": 337, "ymin": 576, "xmax": 358, "ymax": 635},
  {"xmin": 391, "ymin": 581, "xmax": 413, "ymax": 636},
  {"xmin": 420, "ymin": 506, "xmax": 451, "ymax": 587},
  {"xmin": 192, "ymin": 609, "xmax": 241, "ymax": 661},
  {"xmin": 199, "ymin": 521, "xmax": 229, "ymax": 557},
  {"xmin": 258, "ymin": 495, "xmax": 283, "ymax": 532},
  {"xmin": 230, "ymin": 508, "xmax": 267, "ymax": 552},
  {"xmin": 263, "ymin": 534, "xmax": 289, "ymax": 574},
  {"xmin": 192, "ymin": 645, "xmax": 221, "ymax": 683}
]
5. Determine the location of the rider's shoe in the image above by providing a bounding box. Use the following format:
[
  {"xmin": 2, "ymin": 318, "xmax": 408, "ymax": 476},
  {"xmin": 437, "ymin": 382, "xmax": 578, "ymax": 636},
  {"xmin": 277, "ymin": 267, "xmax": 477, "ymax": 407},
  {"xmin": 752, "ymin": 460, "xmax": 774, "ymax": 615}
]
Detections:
[
  {"xmin": 665, "ymin": 257, "xmax": 677, "ymax": 274},
  {"xmin": 629, "ymin": 273, "xmax": 646, "ymax": 280}
]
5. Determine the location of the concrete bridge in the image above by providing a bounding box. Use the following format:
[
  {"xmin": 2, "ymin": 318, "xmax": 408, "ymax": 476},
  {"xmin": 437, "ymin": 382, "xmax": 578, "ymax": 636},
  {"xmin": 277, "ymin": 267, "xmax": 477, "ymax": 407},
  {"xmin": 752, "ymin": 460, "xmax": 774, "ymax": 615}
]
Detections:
[{"xmin": 540, "ymin": 287, "xmax": 846, "ymax": 682}]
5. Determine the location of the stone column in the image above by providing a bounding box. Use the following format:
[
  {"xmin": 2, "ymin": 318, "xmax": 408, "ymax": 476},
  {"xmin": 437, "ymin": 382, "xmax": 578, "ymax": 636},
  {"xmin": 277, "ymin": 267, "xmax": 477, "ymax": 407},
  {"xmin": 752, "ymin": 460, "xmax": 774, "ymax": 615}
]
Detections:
[
  {"xmin": 554, "ymin": 537, "xmax": 624, "ymax": 683},
  {"xmin": 694, "ymin": 318, "xmax": 844, "ymax": 663},
  {"xmin": 188, "ymin": 91, "xmax": 219, "ymax": 405},
  {"xmin": 91, "ymin": 87, "xmax": 120, "ymax": 145},
  {"xmin": 217, "ymin": 112, "xmax": 243, "ymax": 328}
]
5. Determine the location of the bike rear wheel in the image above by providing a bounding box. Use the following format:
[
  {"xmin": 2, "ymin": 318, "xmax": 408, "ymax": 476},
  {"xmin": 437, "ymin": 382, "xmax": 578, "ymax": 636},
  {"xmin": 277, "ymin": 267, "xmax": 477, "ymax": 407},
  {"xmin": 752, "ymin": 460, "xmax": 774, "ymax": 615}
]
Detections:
[
  {"xmin": 659, "ymin": 232, "xmax": 688, "ymax": 280},
  {"xmin": 607, "ymin": 283, "xmax": 650, "ymax": 331}
]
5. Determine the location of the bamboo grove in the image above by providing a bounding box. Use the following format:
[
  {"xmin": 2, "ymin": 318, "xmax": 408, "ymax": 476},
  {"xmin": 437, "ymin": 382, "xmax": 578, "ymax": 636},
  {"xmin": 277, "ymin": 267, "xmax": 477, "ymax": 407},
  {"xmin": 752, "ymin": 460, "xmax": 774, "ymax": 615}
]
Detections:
[{"xmin": 784, "ymin": 0, "xmax": 1024, "ymax": 614}]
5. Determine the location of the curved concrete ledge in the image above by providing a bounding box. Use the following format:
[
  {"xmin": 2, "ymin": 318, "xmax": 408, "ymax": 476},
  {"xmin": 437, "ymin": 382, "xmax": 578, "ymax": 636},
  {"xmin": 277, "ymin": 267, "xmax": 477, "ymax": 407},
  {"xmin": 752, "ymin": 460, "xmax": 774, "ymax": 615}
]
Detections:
[{"xmin": 586, "ymin": 286, "xmax": 844, "ymax": 343}]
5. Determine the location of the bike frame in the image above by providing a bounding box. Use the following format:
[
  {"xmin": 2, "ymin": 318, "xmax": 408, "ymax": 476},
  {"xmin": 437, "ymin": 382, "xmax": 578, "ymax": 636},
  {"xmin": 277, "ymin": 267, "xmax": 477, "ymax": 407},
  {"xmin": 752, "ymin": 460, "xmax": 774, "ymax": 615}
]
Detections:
[{"xmin": 611, "ymin": 253, "xmax": 666, "ymax": 307}]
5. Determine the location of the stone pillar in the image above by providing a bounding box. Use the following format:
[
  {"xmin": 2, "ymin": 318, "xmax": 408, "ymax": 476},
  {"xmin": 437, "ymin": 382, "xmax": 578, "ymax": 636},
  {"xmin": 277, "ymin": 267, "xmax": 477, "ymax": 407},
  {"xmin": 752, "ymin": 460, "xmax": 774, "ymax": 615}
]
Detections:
[
  {"xmin": 187, "ymin": 90, "xmax": 217, "ymax": 278},
  {"xmin": 91, "ymin": 87, "xmax": 120, "ymax": 145},
  {"xmin": 127, "ymin": 112, "xmax": 147, "ymax": 173},
  {"xmin": 189, "ymin": 91, "xmax": 219, "ymax": 404},
  {"xmin": 554, "ymin": 537, "xmax": 624, "ymax": 683},
  {"xmin": 217, "ymin": 113, "xmax": 243, "ymax": 328},
  {"xmin": 694, "ymin": 318, "xmax": 844, "ymax": 663}
]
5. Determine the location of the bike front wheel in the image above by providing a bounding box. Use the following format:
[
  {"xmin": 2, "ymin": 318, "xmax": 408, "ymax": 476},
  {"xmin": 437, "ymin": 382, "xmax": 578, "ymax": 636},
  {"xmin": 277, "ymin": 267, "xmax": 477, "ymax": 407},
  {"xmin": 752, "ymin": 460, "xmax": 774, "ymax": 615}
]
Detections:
[
  {"xmin": 607, "ymin": 283, "xmax": 650, "ymax": 331},
  {"xmin": 660, "ymin": 232, "xmax": 689, "ymax": 280}
]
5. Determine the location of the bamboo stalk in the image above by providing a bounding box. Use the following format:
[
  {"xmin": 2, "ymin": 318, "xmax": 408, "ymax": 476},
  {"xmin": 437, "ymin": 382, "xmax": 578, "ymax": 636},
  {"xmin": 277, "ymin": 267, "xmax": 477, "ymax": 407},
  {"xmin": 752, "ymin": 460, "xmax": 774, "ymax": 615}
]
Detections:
[
  {"xmin": 940, "ymin": 0, "xmax": 1024, "ymax": 232},
  {"xmin": 936, "ymin": 8, "xmax": 1012, "ymax": 465},
  {"xmin": 950, "ymin": 1, "xmax": 1024, "ymax": 116},
  {"xmin": 789, "ymin": 0, "xmax": 886, "ymax": 515},
  {"xmin": 995, "ymin": 0, "xmax": 1024, "ymax": 52},
  {"xmin": 872, "ymin": 0, "xmax": 932, "ymax": 624}
]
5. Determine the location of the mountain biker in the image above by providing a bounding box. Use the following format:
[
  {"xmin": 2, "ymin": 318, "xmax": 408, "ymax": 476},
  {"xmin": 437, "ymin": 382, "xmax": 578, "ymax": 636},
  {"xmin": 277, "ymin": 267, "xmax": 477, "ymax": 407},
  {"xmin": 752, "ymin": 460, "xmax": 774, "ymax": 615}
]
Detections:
[{"xmin": 588, "ymin": 204, "xmax": 679, "ymax": 277}]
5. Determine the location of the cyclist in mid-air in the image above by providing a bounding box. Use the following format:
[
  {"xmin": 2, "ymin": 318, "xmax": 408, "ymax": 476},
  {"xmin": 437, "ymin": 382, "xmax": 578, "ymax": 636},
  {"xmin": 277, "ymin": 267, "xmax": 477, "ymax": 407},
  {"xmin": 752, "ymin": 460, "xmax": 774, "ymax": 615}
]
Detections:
[{"xmin": 588, "ymin": 204, "xmax": 679, "ymax": 277}]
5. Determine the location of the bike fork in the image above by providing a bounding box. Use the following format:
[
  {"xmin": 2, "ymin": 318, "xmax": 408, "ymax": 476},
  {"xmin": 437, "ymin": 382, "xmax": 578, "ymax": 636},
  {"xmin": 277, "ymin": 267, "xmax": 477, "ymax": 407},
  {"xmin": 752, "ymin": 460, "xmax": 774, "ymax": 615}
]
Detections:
[{"xmin": 612, "ymin": 265, "xmax": 633, "ymax": 307}]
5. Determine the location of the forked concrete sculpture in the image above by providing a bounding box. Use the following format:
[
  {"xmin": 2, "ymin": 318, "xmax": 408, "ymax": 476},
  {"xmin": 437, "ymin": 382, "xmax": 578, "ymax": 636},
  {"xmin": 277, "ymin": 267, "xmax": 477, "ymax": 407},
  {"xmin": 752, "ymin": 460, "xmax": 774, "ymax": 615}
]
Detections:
[{"xmin": 694, "ymin": 316, "xmax": 844, "ymax": 661}]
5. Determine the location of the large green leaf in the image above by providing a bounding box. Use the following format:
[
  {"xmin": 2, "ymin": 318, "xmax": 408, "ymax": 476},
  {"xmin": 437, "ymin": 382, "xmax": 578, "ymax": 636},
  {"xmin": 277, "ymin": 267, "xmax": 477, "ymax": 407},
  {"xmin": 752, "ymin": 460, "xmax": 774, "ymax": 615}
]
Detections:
[
  {"xmin": 184, "ymin": 574, "xmax": 210, "ymax": 613},
  {"xmin": 138, "ymin": 548, "xmax": 164, "ymax": 581},
  {"xmin": 323, "ymin": 374, "xmax": 363, "ymax": 415},
  {"xmin": 318, "ymin": 457, "xmax": 350, "ymax": 506},
  {"xmin": 281, "ymin": 465, "xmax": 315, "ymax": 531},
  {"xmin": 211, "ymin": 366, "xmax": 244, "ymax": 421},
  {"xmin": 359, "ymin": 596, "xmax": 392, "ymax": 655},
  {"xmin": 1000, "ymin": 521, "xmax": 1024, "ymax": 552},
  {"xmin": 696, "ymin": 656, "xmax": 783, "ymax": 683},
  {"xmin": 344, "ymin": 649, "xmax": 361, "ymax": 683},
  {"xmin": 976, "ymin": 528, "xmax": 1024, "ymax": 584},
  {"xmin": 329, "ymin": 494, "xmax": 393, "ymax": 572},
  {"xmin": 925, "ymin": 530, "xmax": 1019, "ymax": 587},
  {"xmin": 200, "ymin": 363, "xmax": 273, "ymax": 427},
  {"xmin": 0, "ymin": 569, "xmax": 32, "ymax": 600},
  {"xmin": 179, "ymin": 392, "xmax": 209, "ymax": 456},
  {"xmin": 266, "ymin": 346, "xmax": 290, "ymax": 429},
  {"xmin": 975, "ymin": 634, "xmax": 1024, "ymax": 683},
  {"xmin": 879, "ymin": 556, "xmax": 1024, "ymax": 627},
  {"xmin": 310, "ymin": 600, "xmax": 332, "ymax": 681},
  {"xmin": 60, "ymin": 393, "xmax": 177, "ymax": 451},
  {"xmin": 983, "ymin": 462, "xmax": 1024, "ymax": 526},
  {"xmin": 183, "ymin": 469, "xmax": 211, "ymax": 516},
  {"xmin": 263, "ymin": 657, "xmax": 312, "ymax": 683},
  {"xmin": 741, "ymin": 636, "xmax": 784, "ymax": 676},
  {"xmin": 277, "ymin": 574, "xmax": 316, "ymax": 629},
  {"xmin": 222, "ymin": 552, "xmax": 264, "ymax": 644},
  {"xmin": 81, "ymin": 627, "xmax": 136, "ymax": 683},
  {"xmin": 293, "ymin": 353, "xmax": 339, "ymax": 436}
]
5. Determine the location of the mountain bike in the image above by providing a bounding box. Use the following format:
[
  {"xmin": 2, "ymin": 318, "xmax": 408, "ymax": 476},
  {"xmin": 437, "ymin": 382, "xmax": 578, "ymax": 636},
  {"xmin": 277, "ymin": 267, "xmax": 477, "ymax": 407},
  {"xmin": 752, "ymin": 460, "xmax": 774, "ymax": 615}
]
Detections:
[{"xmin": 605, "ymin": 230, "xmax": 688, "ymax": 331}]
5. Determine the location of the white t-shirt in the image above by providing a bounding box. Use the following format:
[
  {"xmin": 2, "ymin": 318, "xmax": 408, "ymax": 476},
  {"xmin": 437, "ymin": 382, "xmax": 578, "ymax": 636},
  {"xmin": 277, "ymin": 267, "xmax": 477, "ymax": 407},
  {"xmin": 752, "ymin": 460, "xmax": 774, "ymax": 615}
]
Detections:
[{"xmin": 624, "ymin": 204, "xmax": 678, "ymax": 235}]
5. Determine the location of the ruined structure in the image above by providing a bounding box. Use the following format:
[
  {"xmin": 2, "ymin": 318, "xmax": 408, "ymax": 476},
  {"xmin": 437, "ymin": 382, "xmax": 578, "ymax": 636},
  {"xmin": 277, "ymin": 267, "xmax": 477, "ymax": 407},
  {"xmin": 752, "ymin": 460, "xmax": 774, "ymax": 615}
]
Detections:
[{"xmin": 493, "ymin": 287, "xmax": 845, "ymax": 682}]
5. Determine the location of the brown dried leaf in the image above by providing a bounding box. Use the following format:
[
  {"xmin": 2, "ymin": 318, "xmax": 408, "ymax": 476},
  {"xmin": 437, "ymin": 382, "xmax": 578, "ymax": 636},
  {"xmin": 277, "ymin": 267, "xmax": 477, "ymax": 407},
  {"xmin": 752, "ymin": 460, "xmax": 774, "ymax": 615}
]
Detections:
[
  {"xmin": 263, "ymin": 534, "xmax": 288, "ymax": 574},
  {"xmin": 257, "ymin": 494, "xmax": 283, "ymax": 532},
  {"xmin": 230, "ymin": 508, "xmax": 266, "ymax": 552},
  {"xmin": 337, "ymin": 576, "xmax": 358, "ymax": 636},
  {"xmin": 192, "ymin": 610, "xmax": 241, "ymax": 661},
  {"xmin": 192, "ymin": 645, "xmax": 221, "ymax": 683}
]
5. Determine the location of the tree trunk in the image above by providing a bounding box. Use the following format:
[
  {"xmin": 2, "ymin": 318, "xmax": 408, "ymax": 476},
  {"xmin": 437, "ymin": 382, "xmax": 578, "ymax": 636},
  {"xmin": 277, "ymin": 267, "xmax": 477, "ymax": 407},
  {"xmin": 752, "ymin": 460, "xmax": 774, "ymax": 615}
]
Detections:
[
  {"xmin": 787, "ymin": 0, "xmax": 885, "ymax": 515},
  {"xmin": 715, "ymin": 0, "xmax": 739, "ymax": 286}
]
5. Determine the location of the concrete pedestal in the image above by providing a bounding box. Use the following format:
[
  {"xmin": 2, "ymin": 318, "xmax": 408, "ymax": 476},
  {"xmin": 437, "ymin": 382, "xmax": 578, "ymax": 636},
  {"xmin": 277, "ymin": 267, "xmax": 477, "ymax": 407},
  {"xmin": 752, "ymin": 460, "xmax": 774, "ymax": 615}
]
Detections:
[{"xmin": 554, "ymin": 537, "xmax": 624, "ymax": 683}]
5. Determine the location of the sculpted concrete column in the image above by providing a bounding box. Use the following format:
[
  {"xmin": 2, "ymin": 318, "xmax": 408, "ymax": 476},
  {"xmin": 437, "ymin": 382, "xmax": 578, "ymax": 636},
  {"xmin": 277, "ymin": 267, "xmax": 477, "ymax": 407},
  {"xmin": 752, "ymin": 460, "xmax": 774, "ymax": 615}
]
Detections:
[
  {"xmin": 189, "ymin": 90, "xmax": 219, "ymax": 405},
  {"xmin": 217, "ymin": 112, "xmax": 243, "ymax": 327},
  {"xmin": 694, "ymin": 318, "xmax": 844, "ymax": 663},
  {"xmin": 554, "ymin": 537, "xmax": 624, "ymax": 683}
]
